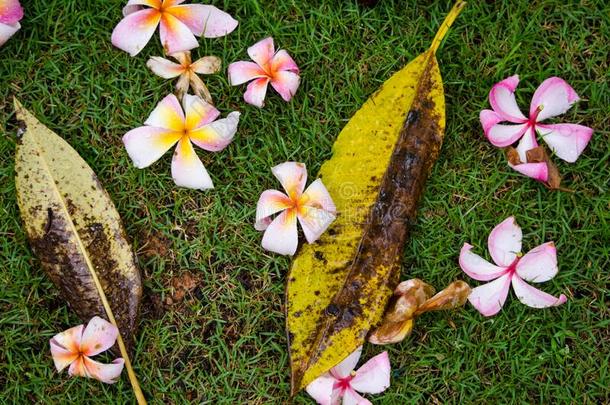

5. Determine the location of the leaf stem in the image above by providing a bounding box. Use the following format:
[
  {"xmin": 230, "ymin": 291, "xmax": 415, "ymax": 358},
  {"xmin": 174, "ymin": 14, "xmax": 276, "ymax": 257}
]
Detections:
[{"xmin": 430, "ymin": 1, "xmax": 467, "ymax": 54}]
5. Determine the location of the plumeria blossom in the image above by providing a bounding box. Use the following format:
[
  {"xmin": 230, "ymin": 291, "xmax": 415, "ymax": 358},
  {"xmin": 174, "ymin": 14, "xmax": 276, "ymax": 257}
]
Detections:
[
  {"xmin": 0, "ymin": 0, "xmax": 23, "ymax": 47},
  {"xmin": 306, "ymin": 346, "xmax": 390, "ymax": 405},
  {"xmin": 255, "ymin": 162, "xmax": 336, "ymax": 256},
  {"xmin": 228, "ymin": 37, "xmax": 300, "ymax": 107},
  {"xmin": 147, "ymin": 51, "xmax": 221, "ymax": 103},
  {"xmin": 459, "ymin": 216, "xmax": 567, "ymax": 317},
  {"xmin": 111, "ymin": 0, "xmax": 238, "ymax": 56},
  {"xmin": 49, "ymin": 316, "xmax": 124, "ymax": 384},
  {"xmin": 123, "ymin": 94, "xmax": 240, "ymax": 190},
  {"xmin": 480, "ymin": 75, "xmax": 593, "ymax": 186}
]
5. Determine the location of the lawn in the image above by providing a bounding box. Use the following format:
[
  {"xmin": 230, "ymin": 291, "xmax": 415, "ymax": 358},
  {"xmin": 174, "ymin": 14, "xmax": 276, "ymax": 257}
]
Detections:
[{"xmin": 1, "ymin": 0, "xmax": 609, "ymax": 403}]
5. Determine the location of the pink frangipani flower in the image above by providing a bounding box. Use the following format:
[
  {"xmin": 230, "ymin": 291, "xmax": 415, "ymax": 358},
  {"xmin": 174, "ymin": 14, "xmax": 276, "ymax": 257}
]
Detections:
[
  {"xmin": 228, "ymin": 37, "xmax": 300, "ymax": 107},
  {"xmin": 49, "ymin": 316, "xmax": 124, "ymax": 384},
  {"xmin": 480, "ymin": 75, "xmax": 593, "ymax": 184},
  {"xmin": 459, "ymin": 216, "xmax": 567, "ymax": 317},
  {"xmin": 306, "ymin": 346, "xmax": 391, "ymax": 405},
  {"xmin": 255, "ymin": 162, "xmax": 336, "ymax": 256},
  {"xmin": 111, "ymin": 0, "xmax": 238, "ymax": 56},
  {"xmin": 0, "ymin": 0, "xmax": 23, "ymax": 47},
  {"xmin": 123, "ymin": 94, "xmax": 240, "ymax": 190}
]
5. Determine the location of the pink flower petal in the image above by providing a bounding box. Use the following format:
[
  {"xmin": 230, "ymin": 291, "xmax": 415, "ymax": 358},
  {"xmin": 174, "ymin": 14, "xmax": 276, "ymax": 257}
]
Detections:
[
  {"xmin": 255, "ymin": 189, "xmax": 292, "ymax": 231},
  {"xmin": 511, "ymin": 275, "xmax": 567, "ymax": 308},
  {"xmin": 515, "ymin": 127, "xmax": 539, "ymax": 162},
  {"xmin": 68, "ymin": 357, "xmax": 88, "ymax": 378},
  {"xmin": 261, "ymin": 208, "xmax": 298, "ymax": 255},
  {"xmin": 166, "ymin": 4, "xmax": 238, "ymax": 38},
  {"xmin": 270, "ymin": 70, "xmax": 300, "ymax": 102},
  {"xmin": 50, "ymin": 325, "xmax": 83, "ymax": 357},
  {"xmin": 342, "ymin": 387, "xmax": 372, "ymax": 405},
  {"xmin": 350, "ymin": 351, "xmax": 391, "ymax": 394},
  {"xmin": 508, "ymin": 162, "xmax": 549, "ymax": 183},
  {"xmin": 302, "ymin": 179, "xmax": 336, "ymax": 213},
  {"xmin": 488, "ymin": 75, "xmax": 527, "ymax": 123},
  {"xmin": 271, "ymin": 49, "xmax": 299, "ymax": 73},
  {"xmin": 50, "ymin": 339, "xmax": 79, "ymax": 372},
  {"xmin": 530, "ymin": 77, "xmax": 579, "ymax": 122},
  {"xmin": 171, "ymin": 137, "xmax": 214, "ymax": 190},
  {"xmin": 247, "ymin": 37, "xmax": 275, "ymax": 70},
  {"xmin": 272, "ymin": 161, "xmax": 307, "ymax": 197},
  {"xmin": 244, "ymin": 77, "xmax": 270, "ymax": 107},
  {"xmin": 145, "ymin": 94, "xmax": 185, "ymax": 131},
  {"xmin": 122, "ymin": 0, "xmax": 161, "ymax": 16},
  {"xmin": 123, "ymin": 127, "xmax": 181, "ymax": 168},
  {"xmin": 305, "ymin": 373, "xmax": 336, "ymax": 405},
  {"xmin": 0, "ymin": 21, "xmax": 19, "ymax": 46},
  {"xmin": 459, "ymin": 243, "xmax": 508, "ymax": 281},
  {"xmin": 516, "ymin": 242, "xmax": 558, "ymax": 283},
  {"xmin": 330, "ymin": 346, "xmax": 362, "ymax": 379},
  {"xmin": 82, "ymin": 356, "xmax": 125, "ymax": 384},
  {"xmin": 146, "ymin": 56, "xmax": 184, "ymax": 78},
  {"xmin": 536, "ymin": 123, "xmax": 593, "ymax": 163},
  {"xmin": 488, "ymin": 216, "xmax": 522, "ymax": 267},
  {"xmin": 159, "ymin": 12, "xmax": 198, "ymax": 54},
  {"xmin": 0, "ymin": 0, "xmax": 23, "ymax": 25},
  {"xmin": 227, "ymin": 61, "xmax": 268, "ymax": 86},
  {"xmin": 480, "ymin": 109, "xmax": 503, "ymax": 135},
  {"xmin": 182, "ymin": 94, "xmax": 220, "ymax": 129},
  {"xmin": 486, "ymin": 123, "xmax": 529, "ymax": 147},
  {"xmin": 80, "ymin": 316, "xmax": 119, "ymax": 357},
  {"xmin": 111, "ymin": 8, "xmax": 161, "ymax": 57},
  {"xmin": 297, "ymin": 206, "xmax": 336, "ymax": 244},
  {"xmin": 467, "ymin": 273, "xmax": 511, "ymax": 317},
  {"xmin": 189, "ymin": 111, "xmax": 240, "ymax": 152}
]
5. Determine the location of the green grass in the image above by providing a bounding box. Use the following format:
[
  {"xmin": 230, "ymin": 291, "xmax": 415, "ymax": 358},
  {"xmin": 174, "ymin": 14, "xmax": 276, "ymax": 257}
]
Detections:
[{"xmin": 1, "ymin": 0, "xmax": 609, "ymax": 403}]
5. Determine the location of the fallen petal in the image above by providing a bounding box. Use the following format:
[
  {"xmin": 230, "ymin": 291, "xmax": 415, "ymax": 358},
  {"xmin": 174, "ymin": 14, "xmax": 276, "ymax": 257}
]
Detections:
[
  {"xmin": 123, "ymin": 127, "xmax": 181, "ymax": 168},
  {"xmin": 459, "ymin": 243, "xmax": 507, "ymax": 281},
  {"xmin": 0, "ymin": 0, "xmax": 23, "ymax": 25},
  {"xmin": 468, "ymin": 273, "xmax": 511, "ymax": 317},
  {"xmin": 182, "ymin": 94, "xmax": 220, "ymax": 129},
  {"xmin": 515, "ymin": 126, "xmax": 538, "ymax": 162},
  {"xmin": 255, "ymin": 189, "xmax": 292, "ymax": 231},
  {"xmin": 486, "ymin": 123, "xmax": 528, "ymax": 147},
  {"xmin": 244, "ymin": 77, "xmax": 270, "ymax": 107},
  {"xmin": 271, "ymin": 49, "xmax": 299, "ymax": 73},
  {"xmin": 147, "ymin": 56, "xmax": 184, "ymax": 78},
  {"xmin": 49, "ymin": 325, "xmax": 83, "ymax": 359},
  {"xmin": 80, "ymin": 316, "xmax": 119, "ymax": 357},
  {"xmin": 228, "ymin": 61, "xmax": 268, "ymax": 85},
  {"xmin": 49, "ymin": 340, "xmax": 79, "ymax": 372},
  {"xmin": 297, "ymin": 206, "xmax": 336, "ymax": 244},
  {"xmin": 270, "ymin": 70, "xmax": 300, "ymax": 102},
  {"xmin": 271, "ymin": 161, "xmax": 307, "ymax": 197},
  {"xmin": 247, "ymin": 37, "xmax": 275, "ymax": 69},
  {"xmin": 261, "ymin": 208, "xmax": 298, "ymax": 255},
  {"xmin": 166, "ymin": 4, "xmax": 238, "ymax": 38},
  {"xmin": 0, "ymin": 21, "xmax": 19, "ymax": 46},
  {"xmin": 488, "ymin": 75, "xmax": 527, "ymax": 123},
  {"xmin": 171, "ymin": 137, "xmax": 214, "ymax": 190},
  {"xmin": 191, "ymin": 55, "xmax": 222, "ymax": 74},
  {"xmin": 159, "ymin": 12, "xmax": 198, "ymax": 54},
  {"xmin": 144, "ymin": 94, "xmax": 185, "ymax": 131},
  {"xmin": 301, "ymin": 179, "xmax": 336, "ymax": 213},
  {"xmin": 536, "ymin": 123, "xmax": 593, "ymax": 163},
  {"xmin": 350, "ymin": 351, "xmax": 391, "ymax": 394},
  {"xmin": 189, "ymin": 111, "xmax": 240, "ymax": 152},
  {"xmin": 111, "ymin": 8, "xmax": 161, "ymax": 56},
  {"xmin": 516, "ymin": 242, "xmax": 558, "ymax": 283},
  {"xmin": 511, "ymin": 275, "xmax": 567, "ymax": 308},
  {"xmin": 488, "ymin": 216, "xmax": 522, "ymax": 267},
  {"xmin": 480, "ymin": 109, "xmax": 503, "ymax": 136},
  {"xmin": 122, "ymin": 0, "xmax": 161, "ymax": 16},
  {"xmin": 305, "ymin": 373, "xmax": 335, "ymax": 405},
  {"xmin": 368, "ymin": 318, "xmax": 414, "ymax": 345},
  {"xmin": 330, "ymin": 346, "xmax": 362, "ymax": 379},
  {"xmin": 342, "ymin": 387, "xmax": 372, "ymax": 405},
  {"xmin": 82, "ymin": 356, "xmax": 125, "ymax": 384},
  {"xmin": 415, "ymin": 280, "xmax": 471, "ymax": 314},
  {"xmin": 530, "ymin": 77, "xmax": 579, "ymax": 122},
  {"xmin": 189, "ymin": 73, "xmax": 213, "ymax": 104}
]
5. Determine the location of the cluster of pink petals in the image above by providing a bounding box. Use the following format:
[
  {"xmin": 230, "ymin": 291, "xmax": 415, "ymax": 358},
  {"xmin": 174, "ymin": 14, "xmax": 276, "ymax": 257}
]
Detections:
[
  {"xmin": 459, "ymin": 217, "xmax": 567, "ymax": 317},
  {"xmin": 306, "ymin": 346, "xmax": 391, "ymax": 405},
  {"xmin": 111, "ymin": 0, "xmax": 238, "ymax": 56},
  {"xmin": 0, "ymin": 0, "xmax": 23, "ymax": 46},
  {"xmin": 123, "ymin": 93, "xmax": 240, "ymax": 190},
  {"xmin": 255, "ymin": 162, "xmax": 335, "ymax": 256},
  {"xmin": 480, "ymin": 75, "xmax": 593, "ymax": 184},
  {"xmin": 50, "ymin": 316, "xmax": 124, "ymax": 384},
  {"xmin": 228, "ymin": 37, "xmax": 300, "ymax": 107}
]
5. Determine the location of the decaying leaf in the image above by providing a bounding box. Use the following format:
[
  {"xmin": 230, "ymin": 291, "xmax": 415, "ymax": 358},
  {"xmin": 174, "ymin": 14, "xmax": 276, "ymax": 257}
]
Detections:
[
  {"xmin": 286, "ymin": 1, "xmax": 467, "ymax": 393},
  {"xmin": 13, "ymin": 99, "xmax": 146, "ymax": 404}
]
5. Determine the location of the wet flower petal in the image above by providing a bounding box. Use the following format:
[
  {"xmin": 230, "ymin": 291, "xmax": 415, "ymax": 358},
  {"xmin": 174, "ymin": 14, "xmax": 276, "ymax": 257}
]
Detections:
[
  {"xmin": 516, "ymin": 242, "xmax": 558, "ymax": 283},
  {"xmin": 467, "ymin": 273, "xmax": 511, "ymax": 317},
  {"xmin": 272, "ymin": 162, "xmax": 308, "ymax": 197},
  {"xmin": 511, "ymin": 275, "xmax": 567, "ymax": 308},
  {"xmin": 255, "ymin": 190, "xmax": 293, "ymax": 231},
  {"xmin": 159, "ymin": 12, "xmax": 198, "ymax": 54},
  {"xmin": 80, "ymin": 316, "xmax": 119, "ymax": 357},
  {"xmin": 171, "ymin": 137, "xmax": 214, "ymax": 190},
  {"xmin": 488, "ymin": 75, "xmax": 527, "ymax": 123},
  {"xmin": 111, "ymin": 8, "xmax": 161, "ymax": 56},
  {"xmin": 530, "ymin": 77, "xmax": 579, "ymax": 122},
  {"xmin": 536, "ymin": 123, "xmax": 593, "ymax": 163},
  {"xmin": 243, "ymin": 77, "xmax": 270, "ymax": 107},
  {"xmin": 261, "ymin": 208, "xmax": 298, "ymax": 255},
  {"xmin": 145, "ymin": 94, "xmax": 186, "ymax": 131},
  {"xmin": 459, "ymin": 243, "xmax": 507, "ymax": 281},
  {"xmin": 165, "ymin": 4, "xmax": 237, "ymax": 38},
  {"xmin": 82, "ymin": 357, "xmax": 125, "ymax": 384},
  {"xmin": 349, "ymin": 351, "xmax": 391, "ymax": 394},
  {"xmin": 189, "ymin": 111, "xmax": 240, "ymax": 152},
  {"xmin": 147, "ymin": 56, "xmax": 185, "ymax": 78},
  {"xmin": 487, "ymin": 216, "xmax": 522, "ymax": 267}
]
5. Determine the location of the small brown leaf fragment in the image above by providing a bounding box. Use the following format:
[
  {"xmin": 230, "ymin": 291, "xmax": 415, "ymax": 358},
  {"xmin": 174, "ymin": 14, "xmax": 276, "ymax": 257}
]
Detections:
[
  {"xmin": 506, "ymin": 146, "xmax": 563, "ymax": 190},
  {"xmin": 414, "ymin": 280, "xmax": 470, "ymax": 315}
]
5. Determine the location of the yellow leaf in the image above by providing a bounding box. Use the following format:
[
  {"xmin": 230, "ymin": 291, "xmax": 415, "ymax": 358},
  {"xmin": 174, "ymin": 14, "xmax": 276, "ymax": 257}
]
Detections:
[
  {"xmin": 286, "ymin": 1, "xmax": 466, "ymax": 393},
  {"xmin": 14, "ymin": 99, "xmax": 147, "ymax": 404}
]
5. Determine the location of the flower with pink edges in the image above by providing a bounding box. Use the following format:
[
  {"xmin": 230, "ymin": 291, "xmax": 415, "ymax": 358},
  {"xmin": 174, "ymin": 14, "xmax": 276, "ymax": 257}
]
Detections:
[
  {"xmin": 255, "ymin": 162, "xmax": 335, "ymax": 256},
  {"xmin": 306, "ymin": 346, "xmax": 391, "ymax": 405},
  {"xmin": 111, "ymin": 0, "xmax": 238, "ymax": 56},
  {"xmin": 0, "ymin": 0, "xmax": 23, "ymax": 46},
  {"xmin": 480, "ymin": 75, "xmax": 593, "ymax": 186},
  {"xmin": 50, "ymin": 316, "xmax": 125, "ymax": 384},
  {"xmin": 459, "ymin": 216, "xmax": 567, "ymax": 317},
  {"xmin": 228, "ymin": 37, "xmax": 300, "ymax": 107}
]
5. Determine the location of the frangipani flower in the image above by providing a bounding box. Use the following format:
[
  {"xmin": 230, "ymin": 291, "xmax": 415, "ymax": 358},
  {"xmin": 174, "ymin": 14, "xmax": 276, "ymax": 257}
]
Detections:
[
  {"xmin": 0, "ymin": 0, "xmax": 23, "ymax": 47},
  {"xmin": 228, "ymin": 37, "xmax": 300, "ymax": 107},
  {"xmin": 255, "ymin": 162, "xmax": 335, "ymax": 256},
  {"xmin": 111, "ymin": 0, "xmax": 238, "ymax": 56},
  {"xmin": 459, "ymin": 216, "xmax": 567, "ymax": 317},
  {"xmin": 306, "ymin": 346, "xmax": 390, "ymax": 405},
  {"xmin": 49, "ymin": 316, "xmax": 124, "ymax": 384},
  {"xmin": 148, "ymin": 51, "xmax": 221, "ymax": 103},
  {"xmin": 480, "ymin": 75, "xmax": 593, "ymax": 186},
  {"xmin": 123, "ymin": 94, "xmax": 240, "ymax": 190}
]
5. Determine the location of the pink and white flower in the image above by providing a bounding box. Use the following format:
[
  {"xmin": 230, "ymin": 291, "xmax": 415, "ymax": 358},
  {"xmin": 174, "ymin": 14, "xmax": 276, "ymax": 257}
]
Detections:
[
  {"xmin": 480, "ymin": 75, "xmax": 593, "ymax": 183},
  {"xmin": 111, "ymin": 0, "xmax": 238, "ymax": 56},
  {"xmin": 306, "ymin": 346, "xmax": 391, "ymax": 405},
  {"xmin": 228, "ymin": 37, "xmax": 300, "ymax": 107},
  {"xmin": 255, "ymin": 162, "xmax": 335, "ymax": 256},
  {"xmin": 49, "ymin": 316, "xmax": 124, "ymax": 384},
  {"xmin": 123, "ymin": 94, "xmax": 240, "ymax": 190},
  {"xmin": 459, "ymin": 216, "xmax": 567, "ymax": 317},
  {"xmin": 147, "ymin": 50, "xmax": 221, "ymax": 103},
  {"xmin": 0, "ymin": 0, "xmax": 23, "ymax": 47}
]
